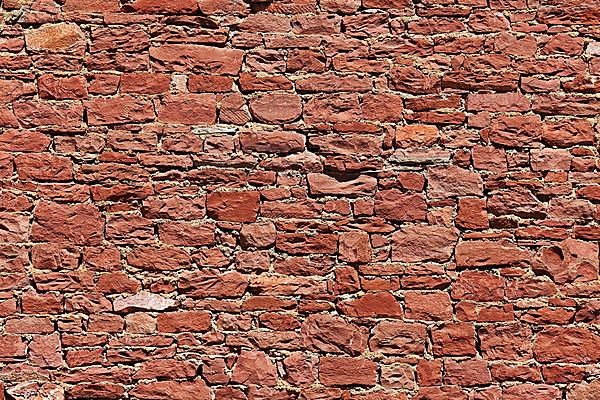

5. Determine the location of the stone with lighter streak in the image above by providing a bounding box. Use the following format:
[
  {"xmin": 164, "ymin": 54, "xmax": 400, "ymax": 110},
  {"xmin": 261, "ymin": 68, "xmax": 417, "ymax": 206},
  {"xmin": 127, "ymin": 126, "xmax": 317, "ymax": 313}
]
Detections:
[{"xmin": 113, "ymin": 292, "xmax": 176, "ymax": 312}]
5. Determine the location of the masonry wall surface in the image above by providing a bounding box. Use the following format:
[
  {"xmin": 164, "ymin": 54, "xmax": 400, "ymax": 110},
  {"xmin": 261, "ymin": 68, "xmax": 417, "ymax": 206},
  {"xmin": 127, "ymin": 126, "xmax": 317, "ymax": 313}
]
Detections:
[{"xmin": 0, "ymin": 0, "xmax": 599, "ymax": 398}]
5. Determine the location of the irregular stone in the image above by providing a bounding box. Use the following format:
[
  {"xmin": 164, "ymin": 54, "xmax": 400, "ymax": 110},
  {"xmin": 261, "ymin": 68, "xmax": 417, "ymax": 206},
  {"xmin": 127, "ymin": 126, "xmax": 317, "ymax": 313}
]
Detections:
[
  {"xmin": 127, "ymin": 246, "xmax": 191, "ymax": 271},
  {"xmin": 0, "ymin": 213, "xmax": 29, "ymax": 243},
  {"xmin": 113, "ymin": 292, "xmax": 176, "ymax": 312},
  {"xmin": 15, "ymin": 153, "xmax": 72, "ymax": 182},
  {"xmin": 134, "ymin": 359, "xmax": 197, "ymax": 380},
  {"xmin": 86, "ymin": 96, "xmax": 155, "ymax": 126},
  {"xmin": 130, "ymin": 381, "xmax": 210, "ymax": 400},
  {"xmin": 307, "ymin": 173, "xmax": 377, "ymax": 197},
  {"xmin": 534, "ymin": 239, "xmax": 598, "ymax": 284},
  {"xmin": 369, "ymin": 321, "xmax": 426, "ymax": 355},
  {"xmin": 405, "ymin": 292, "xmax": 453, "ymax": 321},
  {"xmin": 13, "ymin": 101, "xmax": 83, "ymax": 128},
  {"xmin": 452, "ymin": 271, "xmax": 505, "ymax": 302},
  {"xmin": 240, "ymin": 221, "xmax": 277, "ymax": 249},
  {"xmin": 503, "ymin": 384, "xmax": 561, "ymax": 400},
  {"xmin": 338, "ymin": 231, "xmax": 371, "ymax": 263},
  {"xmin": 374, "ymin": 190, "xmax": 427, "ymax": 222},
  {"xmin": 157, "ymin": 311, "xmax": 211, "ymax": 333},
  {"xmin": 231, "ymin": 350, "xmax": 278, "ymax": 386},
  {"xmin": 249, "ymin": 93, "xmax": 302, "ymax": 124},
  {"xmin": 29, "ymin": 333, "xmax": 64, "ymax": 368},
  {"xmin": 301, "ymin": 314, "xmax": 367, "ymax": 356},
  {"xmin": 319, "ymin": 357, "xmax": 377, "ymax": 387},
  {"xmin": 276, "ymin": 233, "xmax": 338, "ymax": 255},
  {"xmin": 456, "ymin": 197, "xmax": 488, "ymax": 229},
  {"xmin": 534, "ymin": 327, "xmax": 600, "ymax": 363},
  {"xmin": 568, "ymin": 380, "xmax": 600, "ymax": 400},
  {"xmin": 395, "ymin": 125, "xmax": 439, "ymax": 147},
  {"xmin": 179, "ymin": 271, "xmax": 248, "ymax": 298},
  {"xmin": 25, "ymin": 23, "xmax": 86, "ymax": 54},
  {"xmin": 427, "ymin": 165, "xmax": 483, "ymax": 198},
  {"xmin": 478, "ymin": 324, "xmax": 533, "ymax": 361},
  {"xmin": 338, "ymin": 292, "xmax": 402, "ymax": 318},
  {"xmin": 490, "ymin": 115, "xmax": 542, "ymax": 147},
  {"xmin": 283, "ymin": 352, "xmax": 318, "ymax": 387},
  {"xmin": 150, "ymin": 44, "xmax": 244, "ymax": 75},
  {"xmin": 31, "ymin": 202, "xmax": 103, "ymax": 245},
  {"xmin": 392, "ymin": 225, "xmax": 459, "ymax": 263},
  {"xmin": 488, "ymin": 187, "xmax": 546, "ymax": 218},
  {"xmin": 432, "ymin": 323, "xmax": 476, "ymax": 356},
  {"xmin": 455, "ymin": 240, "xmax": 531, "ymax": 268},
  {"xmin": 206, "ymin": 191, "xmax": 260, "ymax": 223},
  {"xmin": 127, "ymin": 0, "xmax": 198, "ymax": 13},
  {"xmin": 157, "ymin": 94, "xmax": 217, "ymax": 125},
  {"xmin": 239, "ymin": 130, "xmax": 305, "ymax": 154}
]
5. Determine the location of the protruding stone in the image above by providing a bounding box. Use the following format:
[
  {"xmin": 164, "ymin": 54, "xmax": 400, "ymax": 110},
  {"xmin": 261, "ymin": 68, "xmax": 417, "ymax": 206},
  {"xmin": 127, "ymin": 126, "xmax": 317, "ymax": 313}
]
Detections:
[{"xmin": 25, "ymin": 23, "xmax": 86, "ymax": 55}]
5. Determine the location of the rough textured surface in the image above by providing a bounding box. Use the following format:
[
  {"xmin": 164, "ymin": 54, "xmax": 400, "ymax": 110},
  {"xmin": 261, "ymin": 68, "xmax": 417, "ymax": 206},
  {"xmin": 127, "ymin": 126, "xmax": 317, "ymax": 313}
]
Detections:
[{"xmin": 0, "ymin": 0, "xmax": 599, "ymax": 398}]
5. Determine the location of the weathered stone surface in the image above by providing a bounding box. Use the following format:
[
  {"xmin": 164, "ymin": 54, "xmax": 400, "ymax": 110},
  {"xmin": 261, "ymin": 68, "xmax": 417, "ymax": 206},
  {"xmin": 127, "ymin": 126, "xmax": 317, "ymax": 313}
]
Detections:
[
  {"xmin": 25, "ymin": 23, "xmax": 86, "ymax": 54},
  {"xmin": 86, "ymin": 96, "xmax": 155, "ymax": 125},
  {"xmin": 127, "ymin": 246, "xmax": 191, "ymax": 271},
  {"xmin": 150, "ymin": 44, "xmax": 244, "ymax": 75},
  {"xmin": 370, "ymin": 321, "xmax": 426, "ymax": 355},
  {"xmin": 301, "ymin": 314, "xmax": 367, "ymax": 355},
  {"xmin": 157, "ymin": 311, "xmax": 211, "ymax": 333},
  {"xmin": 31, "ymin": 202, "xmax": 103, "ymax": 245},
  {"xmin": 319, "ymin": 357, "xmax": 377, "ymax": 387},
  {"xmin": 130, "ymin": 381, "xmax": 210, "ymax": 400},
  {"xmin": 206, "ymin": 191, "xmax": 260, "ymax": 223},
  {"xmin": 534, "ymin": 327, "xmax": 600, "ymax": 363},
  {"xmin": 533, "ymin": 239, "xmax": 598, "ymax": 284},
  {"xmin": 427, "ymin": 165, "xmax": 483, "ymax": 198},
  {"xmin": 5, "ymin": 0, "xmax": 600, "ymax": 395},
  {"xmin": 249, "ymin": 93, "xmax": 302, "ymax": 124},
  {"xmin": 113, "ymin": 292, "xmax": 176, "ymax": 312},
  {"xmin": 456, "ymin": 240, "xmax": 531, "ymax": 268},
  {"xmin": 307, "ymin": 173, "xmax": 377, "ymax": 196},
  {"xmin": 338, "ymin": 292, "xmax": 402, "ymax": 318},
  {"xmin": 392, "ymin": 225, "xmax": 459, "ymax": 263},
  {"xmin": 179, "ymin": 271, "xmax": 249, "ymax": 298},
  {"xmin": 239, "ymin": 130, "xmax": 305, "ymax": 154},
  {"xmin": 240, "ymin": 221, "xmax": 277, "ymax": 249},
  {"xmin": 231, "ymin": 350, "xmax": 278, "ymax": 385},
  {"xmin": 338, "ymin": 231, "xmax": 371, "ymax": 263},
  {"xmin": 568, "ymin": 380, "xmax": 600, "ymax": 400},
  {"xmin": 374, "ymin": 190, "xmax": 427, "ymax": 222}
]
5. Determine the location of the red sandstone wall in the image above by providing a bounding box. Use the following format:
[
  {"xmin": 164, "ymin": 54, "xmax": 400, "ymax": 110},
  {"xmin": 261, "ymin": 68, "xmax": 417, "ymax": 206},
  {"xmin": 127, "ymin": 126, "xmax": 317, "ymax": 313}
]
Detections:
[{"xmin": 0, "ymin": 0, "xmax": 599, "ymax": 398}]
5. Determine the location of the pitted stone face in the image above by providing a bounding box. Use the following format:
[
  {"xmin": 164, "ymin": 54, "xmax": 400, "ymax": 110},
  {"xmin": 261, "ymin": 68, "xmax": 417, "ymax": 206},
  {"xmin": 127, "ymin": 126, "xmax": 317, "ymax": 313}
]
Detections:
[
  {"xmin": 3, "ymin": 0, "xmax": 600, "ymax": 397},
  {"xmin": 25, "ymin": 23, "xmax": 86, "ymax": 54}
]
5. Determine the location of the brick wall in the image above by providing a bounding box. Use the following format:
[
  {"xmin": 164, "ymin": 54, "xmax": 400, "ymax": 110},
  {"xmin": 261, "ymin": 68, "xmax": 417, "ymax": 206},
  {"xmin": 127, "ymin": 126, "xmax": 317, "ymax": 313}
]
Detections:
[{"xmin": 0, "ymin": 0, "xmax": 599, "ymax": 398}]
